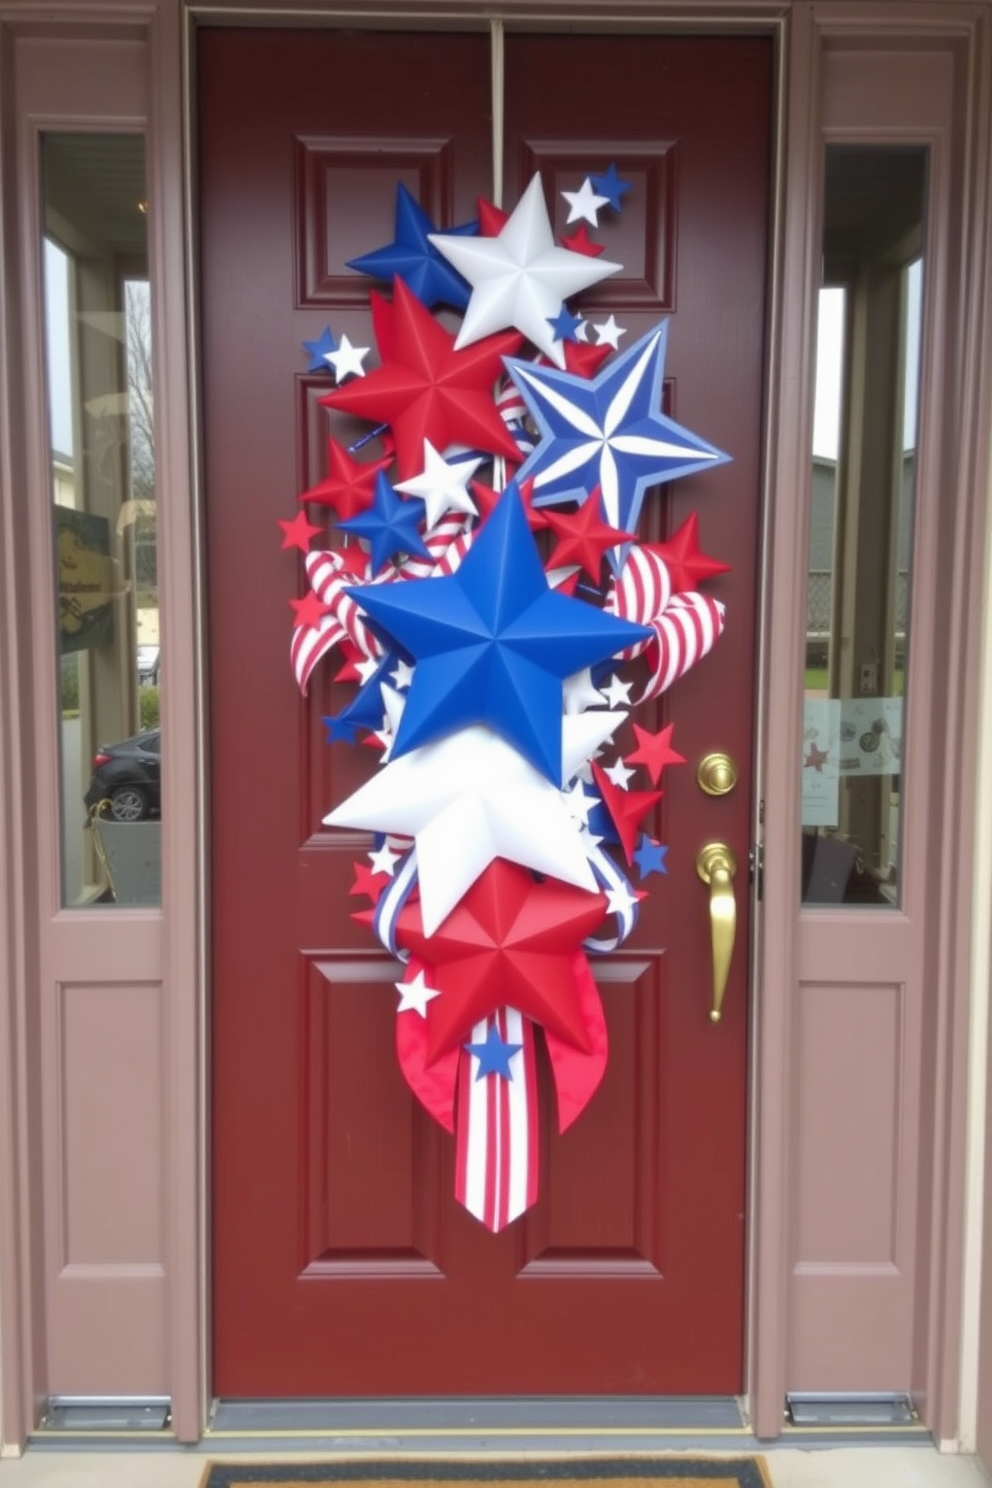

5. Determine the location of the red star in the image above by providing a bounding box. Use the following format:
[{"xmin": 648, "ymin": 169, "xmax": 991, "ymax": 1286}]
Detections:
[
  {"xmin": 471, "ymin": 475, "xmax": 548, "ymax": 532},
  {"xmin": 321, "ymin": 278, "xmax": 523, "ymax": 479},
  {"xmin": 349, "ymin": 861, "xmax": 388, "ymax": 904},
  {"xmin": 542, "ymin": 489, "xmax": 634, "ymax": 582},
  {"xmin": 646, "ymin": 512, "xmax": 730, "ymax": 594},
  {"xmin": 560, "ymin": 224, "xmax": 606, "ymax": 257},
  {"xmin": 624, "ymin": 722, "xmax": 687, "ymax": 785},
  {"xmin": 591, "ymin": 761, "xmax": 662, "ymax": 864},
  {"xmin": 301, "ymin": 437, "xmax": 392, "ymax": 521},
  {"xmin": 278, "ymin": 510, "xmax": 322, "ymax": 552},
  {"xmin": 563, "ymin": 339, "xmax": 614, "ymax": 377},
  {"xmin": 805, "ymin": 743, "xmax": 829, "ymax": 773},
  {"xmin": 289, "ymin": 591, "xmax": 332, "ymax": 630},
  {"xmin": 476, "ymin": 197, "xmax": 509, "ymax": 235},
  {"xmin": 389, "ymin": 860, "xmax": 608, "ymax": 1062}
]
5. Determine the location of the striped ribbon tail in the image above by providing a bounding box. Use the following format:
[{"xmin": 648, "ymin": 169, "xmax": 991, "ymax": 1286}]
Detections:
[
  {"xmin": 639, "ymin": 593, "xmax": 726, "ymax": 702},
  {"xmin": 370, "ymin": 849, "xmax": 419, "ymax": 957},
  {"xmin": 455, "ymin": 1008, "xmax": 539, "ymax": 1233},
  {"xmin": 584, "ymin": 841, "xmax": 640, "ymax": 953},
  {"xmin": 607, "ymin": 546, "xmax": 673, "ymax": 658},
  {"xmin": 305, "ymin": 549, "xmax": 382, "ymax": 658},
  {"xmin": 292, "ymin": 613, "xmax": 348, "ymax": 695}
]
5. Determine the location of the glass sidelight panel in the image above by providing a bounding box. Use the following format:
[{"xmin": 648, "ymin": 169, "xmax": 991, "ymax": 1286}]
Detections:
[
  {"xmin": 41, "ymin": 134, "xmax": 160, "ymax": 907},
  {"xmin": 801, "ymin": 146, "xmax": 927, "ymax": 906}
]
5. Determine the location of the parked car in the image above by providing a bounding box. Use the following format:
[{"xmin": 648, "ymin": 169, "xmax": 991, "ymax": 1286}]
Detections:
[
  {"xmin": 137, "ymin": 643, "xmax": 160, "ymax": 685},
  {"xmin": 84, "ymin": 728, "xmax": 161, "ymax": 822}
]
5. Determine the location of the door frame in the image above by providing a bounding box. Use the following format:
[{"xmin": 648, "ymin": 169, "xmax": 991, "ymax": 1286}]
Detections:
[{"xmin": 0, "ymin": 0, "xmax": 988, "ymax": 1451}]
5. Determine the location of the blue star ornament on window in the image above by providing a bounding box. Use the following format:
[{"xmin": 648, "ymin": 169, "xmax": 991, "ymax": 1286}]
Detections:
[
  {"xmin": 505, "ymin": 321, "xmax": 731, "ymax": 561},
  {"xmin": 346, "ymin": 182, "xmax": 477, "ymax": 312},
  {"xmin": 346, "ymin": 485, "xmax": 651, "ymax": 785}
]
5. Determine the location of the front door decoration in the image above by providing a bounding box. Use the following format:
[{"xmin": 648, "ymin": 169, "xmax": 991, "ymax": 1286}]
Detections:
[{"xmin": 280, "ymin": 170, "xmax": 730, "ymax": 1232}]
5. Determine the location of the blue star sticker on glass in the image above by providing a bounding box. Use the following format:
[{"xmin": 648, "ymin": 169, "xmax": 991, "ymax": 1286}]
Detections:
[
  {"xmin": 346, "ymin": 484, "xmax": 651, "ymax": 785},
  {"xmin": 347, "ymin": 182, "xmax": 477, "ymax": 312}
]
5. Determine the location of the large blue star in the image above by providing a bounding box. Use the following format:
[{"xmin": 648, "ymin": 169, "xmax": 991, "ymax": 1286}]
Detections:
[
  {"xmin": 465, "ymin": 1023, "xmax": 522, "ymax": 1081},
  {"xmin": 347, "ymin": 183, "xmax": 477, "ymax": 311},
  {"xmin": 346, "ymin": 485, "xmax": 651, "ymax": 784},
  {"xmin": 337, "ymin": 471, "xmax": 430, "ymax": 573},
  {"xmin": 505, "ymin": 322, "xmax": 730, "ymax": 565}
]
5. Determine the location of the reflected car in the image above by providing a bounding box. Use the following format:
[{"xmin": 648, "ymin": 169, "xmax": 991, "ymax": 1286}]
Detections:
[
  {"xmin": 84, "ymin": 729, "xmax": 161, "ymax": 822},
  {"xmin": 137, "ymin": 644, "xmax": 160, "ymax": 685}
]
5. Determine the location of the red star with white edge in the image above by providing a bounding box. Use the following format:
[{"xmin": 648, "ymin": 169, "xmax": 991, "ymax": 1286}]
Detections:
[
  {"xmin": 388, "ymin": 859, "xmax": 608, "ymax": 1063},
  {"xmin": 591, "ymin": 761, "xmax": 662, "ymax": 864},
  {"xmin": 624, "ymin": 722, "xmax": 687, "ymax": 786},
  {"xmin": 300, "ymin": 436, "xmax": 392, "ymax": 521},
  {"xmin": 645, "ymin": 511, "xmax": 730, "ymax": 594},
  {"xmin": 320, "ymin": 277, "xmax": 523, "ymax": 479}
]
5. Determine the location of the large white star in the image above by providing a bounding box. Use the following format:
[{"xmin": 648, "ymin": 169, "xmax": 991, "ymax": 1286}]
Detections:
[
  {"xmin": 395, "ymin": 439, "xmax": 482, "ymax": 528},
  {"xmin": 429, "ymin": 174, "xmax": 621, "ymax": 369},
  {"xmin": 325, "ymin": 711, "xmax": 623, "ymax": 934}
]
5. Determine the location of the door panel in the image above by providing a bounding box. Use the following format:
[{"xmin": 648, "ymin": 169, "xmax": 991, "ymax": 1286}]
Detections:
[{"xmin": 201, "ymin": 28, "xmax": 770, "ymax": 1396}]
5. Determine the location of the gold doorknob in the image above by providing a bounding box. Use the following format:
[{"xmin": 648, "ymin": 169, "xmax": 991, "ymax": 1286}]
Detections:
[
  {"xmin": 696, "ymin": 842, "xmax": 738, "ymax": 1023},
  {"xmin": 697, "ymin": 751, "xmax": 739, "ymax": 796}
]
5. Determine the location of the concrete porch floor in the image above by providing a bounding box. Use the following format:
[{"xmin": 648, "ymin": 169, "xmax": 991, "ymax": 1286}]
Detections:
[{"xmin": 0, "ymin": 1449, "xmax": 988, "ymax": 1487}]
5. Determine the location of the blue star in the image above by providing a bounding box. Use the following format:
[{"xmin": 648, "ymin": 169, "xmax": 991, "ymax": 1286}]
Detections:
[
  {"xmin": 346, "ymin": 485, "xmax": 651, "ymax": 785},
  {"xmin": 302, "ymin": 327, "xmax": 337, "ymax": 373},
  {"xmin": 321, "ymin": 712, "xmax": 359, "ymax": 745},
  {"xmin": 506, "ymin": 321, "xmax": 730, "ymax": 568},
  {"xmin": 322, "ymin": 653, "xmax": 396, "ymax": 744},
  {"xmin": 465, "ymin": 1023, "xmax": 522, "ymax": 1081},
  {"xmin": 347, "ymin": 183, "xmax": 477, "ymax": 311},
  {"xmin": 633, "ymin": 835, "xmax": 669, "ymax": 879},
  {"xmin": 547, "ymin": 305, "xmax": 584, "ymax": 344},
  {"xmin": 337, "ymin": 470, "xmax": 431, "ymax": 573},
  {"xmin": 589, "ymin": 163, "xmax": 633, "ymax": 211}
]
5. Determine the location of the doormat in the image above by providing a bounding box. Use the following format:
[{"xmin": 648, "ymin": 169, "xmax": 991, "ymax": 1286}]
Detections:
[{"xmin": 198, "ymin": 1460, "xmax": 772, "ymax": 1488}]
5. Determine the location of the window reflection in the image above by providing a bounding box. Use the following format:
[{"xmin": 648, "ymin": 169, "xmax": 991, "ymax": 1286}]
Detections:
[
  {"xmin": 801, "ymin": 146, "xmax": 927, "ymax": 907},
  {"xmin": 42, "ymin": 134, "xmax": 160, "ymax": 907}
]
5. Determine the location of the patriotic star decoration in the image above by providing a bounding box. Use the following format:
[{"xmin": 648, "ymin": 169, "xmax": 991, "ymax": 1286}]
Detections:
[
  {"xmin": 345, "ymin": 483, "xmax": 650, "ymax": 784},
  {"xmin": 547, "ymin": 305, "xmax": 585, "ymax": 345},
  {"xmin": 395, "ymin": 966, "xmax": 440, "ymax": 1017},
  {"xmin": 589, "ymin": 760, "xmax": 662, "ymax": 863},
  {"xmin": 589, "ymin": 163, "xmax": 633, "ymax": 211},
  {"xmin": 561, "ymin": 177, "xmax": 610, "ymax": 226},
  {"xmin": 465, "ymin": 1023, "xmax": 522, "ymax": 1081},
  {"xmin": 337, "ymin": 469, "xmax": 430, "ymax": 572},
  {"xmin": 301, "ymin": 437, "xmax": 392, "ymax": 521},
  {"xmin": 625, "ymin": 722, "xmax": 687, "ymax": 785},
  {"xmin": 394, "ymin": 439, "xmax": 482, "ymax": 528},
  {"xmin": 347, "ymin": 182, "xmax": 477, "ymax": 311},
  {"xmin": 324, "ymin": 333, "xmax": 369, "ymax": 381},
  {"xmin": 302, "ymin": 326, "xmax": 337, "ymax": 372},
  {"xmin": 561, "ymin": 224, "xmax": 606, "ymax": 258},
  {"xmin": 429, "ymin": 173, "xmax": 621, "ymax": 369},
  {"xmin": 633, "ymin": 835, "xmax": 669, "ymax": 878},
  {"xmin": 543, "ymin": 491, "xmax": 635, "ymax": 583},
  {"xmin": 593, "ymin": 314, "xmax": 626, "ymax": 350},
  {"xmin": 507, "ymin": 321, "xmax": 731, "ymax": 564},
  {"xmin": 278, "ymin": 510, "xmax": 321, "ymax": 552},
  {"xmin": 323, "ymin": 652, "xmax": 397, "ymax": 743},
  {"xmin": 646, "ymin": 510, "xmax": 732, "ymax": 593}
]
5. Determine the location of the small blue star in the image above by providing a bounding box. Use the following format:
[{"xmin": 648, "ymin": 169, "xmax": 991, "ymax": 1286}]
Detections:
[
  {"xmin": 302, "ymin": 327, "xmax": 337, "ymax": 373},
  {"xmin": 633, "ymin": 835, "xmax": 669, "ymax": 878},
  {"xmin": 589, "ymin": 163, "xmax": 632, "ymax": 212},
  {"xmin": 347, "ymin": 183, "xmax": 477, "ymax": 311},
  {"xmin": 322, "ymin": 653, "xmax": 397, "ymax": 744},
  {"xmin": 321, "ymin": 712, "xmax": 359, "ymax": 745},
  {"xmin": 338, "ymin": 471, "xmax": 431, "ymax": 573},
  {"xmin": 547, "ymin": 305, "xmax": 584, "ymax": 344},
  {"xmin": 465, "ymin": 1023, "xmax": 522, "ymax": 1081}
]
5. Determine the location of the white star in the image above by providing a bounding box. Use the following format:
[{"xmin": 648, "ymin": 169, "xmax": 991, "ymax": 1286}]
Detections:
[
  {"xmin": 395, "ymin": 439, "xmax": 482, "ymax": 528},
  {"xmin": 594, "ymin": 315, "xmax": 627, "ymax": 350},
  {"xmin": 325, "ymin": 712, "xmax": 625, "ymax": 934},
  {"xmin": 575, "ymin": 320, "xmax": 591, "ymax": 343},
  {"xmin": 390, "ymin": 658, "xmax": 415, "ymax": 690},
  {"xmin": 561, "ymin": 177, "xmax": 610, "ymax": 226},
  {"xmin": 603, "ymin": 756, "xmax": 635, "ymax": 790},
  {"xmin": 563, "ymin": 780, "xmax": 598, "ymax": 825},
  {"xmin": 395, "ymin": 968, "xmax": 440, "ymax": 1017},
  {"xmin": 325, "ymin": 333, "xmax": 369, "ymax": 381},
  {"xmin": 600, "ymin": 673, "xmax": 633, "ymax": 707},
  {"xmin": 368, "ymin": 842, "xmax": 401, "ymax": 876},
  {"xmin": 429, "ymin": 174, "xmax": 621, "ymax": 368},
  {"xmin": 355, "ymin": 655, "xmax": 380, "ymax": 684},
  {"xmin": 563, "ymin": 667, "xmax": 606, "ymax": 715},
  {"xmin": 607, "ymin": 883, "xmax": 641, "ymax": 918}
]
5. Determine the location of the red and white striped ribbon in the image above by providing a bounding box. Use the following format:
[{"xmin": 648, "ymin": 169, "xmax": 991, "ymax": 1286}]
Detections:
[
  {"xmin": 607, "ymin": 545, "xmax": 672, "ymax": 657},
  {"xmin": 455, "ymin": 1008, "xmax": 539, "ymax": 1233},
  {"xmin": 639, "ymin": 592, "xmax": 726, "ymax": 702}
]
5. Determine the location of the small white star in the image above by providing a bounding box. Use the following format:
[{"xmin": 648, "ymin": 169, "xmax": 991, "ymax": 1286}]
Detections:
[
  {"xmin": 607, "ymin": 883, "xmax": 641, "ymax": 917},
  {"xmin": 600, "ymin": 673, "xmax": 633, "ymax": 708},
  {"xmin": 390, "ymin": 658, "xmax": 415, "ymax": 690},
  {"xmin": 561, "ymin": 178, "xmax": 610, "ymax": 227},
  {"xmin": 603, "ymin": 756, "xmax": 635, "ymax": 790},
  {"xmin": 368, "ymin": 843, "xmax": 401, "ymax": 877},
  {"xmin": 395, "ymin": 969, "xmax": 440, "ymax": 1017},
  {"xmin": 563, "ymin": 780, "xmax": 598, "ymax": 825},
  {"xmin": 326, "ymin": 333, "xmax": 369, "ymax": 381},
  {"xmin": 395, "ymin": 439, "xmax": 482, "ymax": 528},
  {"xmin": 575, "ymin": 320, "xmax": 591, "ymax": 343},
  {"xmin": 355, "ymin": 656, "xmax": 380, "ymax": 684},
  {"xmin": 563, "ymin": 667, "xmax": 606, "ymax": 715},
  {"xmin": 593, "ymin": 315, "xmax": 627, "ymax": 350}
]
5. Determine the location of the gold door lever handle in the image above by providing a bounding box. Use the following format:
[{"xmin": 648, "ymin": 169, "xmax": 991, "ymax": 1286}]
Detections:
[{"xmin": 696, "ymin": 842, "xmax": 738, "ymax": 1023}]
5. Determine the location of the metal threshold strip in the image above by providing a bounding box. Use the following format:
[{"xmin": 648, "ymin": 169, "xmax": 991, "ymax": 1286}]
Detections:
[
  {"xmin": 43, "ymin": 1396, "xmax": 171, "ymax": 1431},
  {"xmin": 786, "ymin": 1392, "xmax": 917, "ymax": 1427}
]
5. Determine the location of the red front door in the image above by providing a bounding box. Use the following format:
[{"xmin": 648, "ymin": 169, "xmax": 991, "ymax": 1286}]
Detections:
[{"xmin": 201, "ymin": 27, "xmax": 770, "ymax": 1396}]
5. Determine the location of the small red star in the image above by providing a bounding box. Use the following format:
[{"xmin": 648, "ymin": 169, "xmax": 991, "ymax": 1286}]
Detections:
[
  {"xmin": 349, "ymin": 861, "xmax": 388, "ymax": 904},
  {"xmin": 542, "ymin": 490, "xmax": 634, "ymax": 582},
  {"xmin": 625, "ymin": 722, "xmax": 687, "ymax": 785},
  {"xmin": 476, "ymin": 197, "xmax": 510, "ymax": 235},
  {"xmin": 591, "ymin": 761, "xmax": 662, "ymax": 864},
  {"xmin": 301, "ymin": 437, "xmax": 392, "ymax": 521},
  {"xmin": 646, "ymin": 512, "xmax": 730, "ymax": 594},
  {"xmin": 560, "ymin": 224, "xmax": 606, "ymax": 257},
  {"xmin": 289, "ymin": 591, "xmax": 333, "ymax": 630},
  {"xmin": 472, "ymin": 475, "xmax": 548, "ymax": 532},
  {"xmin": 563, "ymin": 340, "xmax": 614, "ymax": 377},
  {"xmin": 278, "ymin": 510, "xmax": 322, "ymax": 552},
  {"xmin": 805, "ymin": 743, "xmax": 829, "ymax": 773}
]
